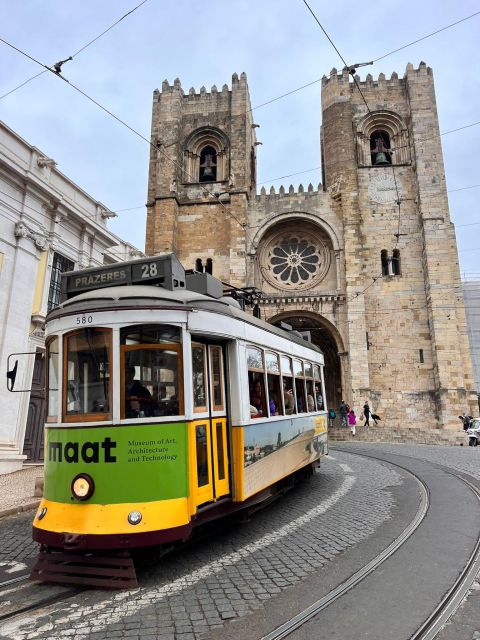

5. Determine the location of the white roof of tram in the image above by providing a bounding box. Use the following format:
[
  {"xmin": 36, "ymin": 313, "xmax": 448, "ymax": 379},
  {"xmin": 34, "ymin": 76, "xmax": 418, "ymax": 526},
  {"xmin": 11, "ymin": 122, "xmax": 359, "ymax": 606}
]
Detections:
[{"xmin": 48, "ymin": 285, "xmax": 324, "ymax": 356}]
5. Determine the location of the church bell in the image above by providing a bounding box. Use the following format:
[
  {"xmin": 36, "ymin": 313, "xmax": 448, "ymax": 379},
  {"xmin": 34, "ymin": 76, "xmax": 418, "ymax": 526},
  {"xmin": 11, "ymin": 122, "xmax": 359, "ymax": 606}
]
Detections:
[{"xmin": 374, "ymin": 152, "xmax": 390, "ymax": 166}]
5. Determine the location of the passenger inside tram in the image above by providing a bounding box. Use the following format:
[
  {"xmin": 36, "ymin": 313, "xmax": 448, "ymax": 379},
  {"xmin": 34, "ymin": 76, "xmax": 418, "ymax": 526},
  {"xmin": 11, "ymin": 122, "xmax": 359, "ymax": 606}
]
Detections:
[
  {"xmin": 249, "ymin": 375, "xmax": 267, "ymax": 418},
  {"xmin": 125, "ymin": 365, "xmax": 156, "ymax": 418},
  {"xmin": 283, "ymin": 380, "xmax": 296, "ymax": 415}
]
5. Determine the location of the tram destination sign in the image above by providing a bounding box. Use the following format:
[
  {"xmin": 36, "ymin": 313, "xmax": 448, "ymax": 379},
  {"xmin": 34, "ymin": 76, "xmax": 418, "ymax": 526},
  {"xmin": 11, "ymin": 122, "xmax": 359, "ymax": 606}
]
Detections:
[{"xmin": 61, "ymin": 254, "xmax": 185, "ymax": 301}]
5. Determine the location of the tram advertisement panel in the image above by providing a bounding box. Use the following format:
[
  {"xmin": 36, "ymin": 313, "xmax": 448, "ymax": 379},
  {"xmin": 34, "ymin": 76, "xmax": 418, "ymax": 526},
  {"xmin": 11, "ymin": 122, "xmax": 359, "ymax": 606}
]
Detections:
[
  {"xmin": 243, "ymin": 416, "xmax": 327, "ymax": 498},
  {"xmin": 44, "ymin": 423, "xmax": 188, "ymax": 504}
]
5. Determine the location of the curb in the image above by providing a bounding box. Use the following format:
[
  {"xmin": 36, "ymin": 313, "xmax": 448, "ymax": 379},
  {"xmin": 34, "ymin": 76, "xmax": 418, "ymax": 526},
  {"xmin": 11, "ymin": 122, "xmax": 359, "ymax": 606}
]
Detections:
[{"xmin": 0, "ymin": 499, "xmax": 41, "ymax": 520}]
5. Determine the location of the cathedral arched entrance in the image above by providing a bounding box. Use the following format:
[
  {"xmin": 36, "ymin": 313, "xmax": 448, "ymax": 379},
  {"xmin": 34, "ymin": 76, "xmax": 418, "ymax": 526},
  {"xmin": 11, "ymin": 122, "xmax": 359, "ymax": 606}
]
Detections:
[{"xmin": 269, "ymin": 312, "xmax": 343, "ymax": 412}]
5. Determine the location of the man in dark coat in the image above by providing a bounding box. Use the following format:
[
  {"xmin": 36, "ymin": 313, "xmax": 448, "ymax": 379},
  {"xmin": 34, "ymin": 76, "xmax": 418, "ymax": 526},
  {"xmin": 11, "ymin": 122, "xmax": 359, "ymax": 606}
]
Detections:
[{"xmin": 363, "ymin": 400, "xmax": 371, "ymax": 428}]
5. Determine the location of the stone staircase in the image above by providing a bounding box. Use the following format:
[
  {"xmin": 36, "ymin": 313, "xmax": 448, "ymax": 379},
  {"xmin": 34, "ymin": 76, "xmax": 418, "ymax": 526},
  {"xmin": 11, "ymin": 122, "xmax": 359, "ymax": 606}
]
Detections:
[{"xmin": 328, "ymin": 424, "xmax": 466, "ymax": 446}]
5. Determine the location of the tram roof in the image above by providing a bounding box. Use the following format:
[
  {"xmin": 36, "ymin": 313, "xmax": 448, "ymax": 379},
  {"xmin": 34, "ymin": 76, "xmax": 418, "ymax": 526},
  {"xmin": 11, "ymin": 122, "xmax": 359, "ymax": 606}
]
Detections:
[{"xmin": 48, "ymin": 285, "xmax": 323, "ymax": 355}]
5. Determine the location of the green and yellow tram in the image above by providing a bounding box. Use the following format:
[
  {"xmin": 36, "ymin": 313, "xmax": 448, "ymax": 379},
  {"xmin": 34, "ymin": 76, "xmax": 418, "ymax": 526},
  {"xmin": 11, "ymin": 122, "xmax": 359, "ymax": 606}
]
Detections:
[{"xmin": 29, "ymin": 255, "xmax": 328, "ymax": 585}]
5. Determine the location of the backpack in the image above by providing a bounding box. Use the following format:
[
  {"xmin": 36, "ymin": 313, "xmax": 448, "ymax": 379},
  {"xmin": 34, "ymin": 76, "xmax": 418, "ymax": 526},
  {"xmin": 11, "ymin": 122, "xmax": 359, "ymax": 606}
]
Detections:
[{"xmin": 328, "ymin": 409, "xmax": 336, "ymax": 419}]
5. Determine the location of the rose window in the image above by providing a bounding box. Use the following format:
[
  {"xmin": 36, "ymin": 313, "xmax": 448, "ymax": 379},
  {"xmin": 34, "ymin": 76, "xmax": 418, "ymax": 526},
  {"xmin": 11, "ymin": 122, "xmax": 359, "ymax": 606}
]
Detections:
[{"xmin": 260, "ymin": 229, "xmax": 330, "ymax": 291}]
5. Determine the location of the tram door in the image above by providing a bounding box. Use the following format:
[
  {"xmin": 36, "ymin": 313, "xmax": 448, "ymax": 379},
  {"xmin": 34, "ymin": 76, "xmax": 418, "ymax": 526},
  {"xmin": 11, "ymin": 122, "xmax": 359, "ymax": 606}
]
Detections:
[{"xmin": 191, "ymin": 342, "xmax": 230, "ymax": 508}]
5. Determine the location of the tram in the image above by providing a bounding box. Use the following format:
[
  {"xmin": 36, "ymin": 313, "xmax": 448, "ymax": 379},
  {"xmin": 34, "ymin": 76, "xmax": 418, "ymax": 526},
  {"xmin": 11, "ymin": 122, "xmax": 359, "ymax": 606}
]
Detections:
[{"xmin": 21, "ymin": 255, "xmax": 328, "ymax": 586}]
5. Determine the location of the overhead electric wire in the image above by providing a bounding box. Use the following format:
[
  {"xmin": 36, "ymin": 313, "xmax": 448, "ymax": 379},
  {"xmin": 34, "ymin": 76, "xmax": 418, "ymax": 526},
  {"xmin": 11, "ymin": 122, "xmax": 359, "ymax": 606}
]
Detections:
[
  {"xmin": 301, "ymin": 0, "xmax": 402, "ymax": 305},
  {"xmin": 247, "ymin": 10, "xmax": 480, "ymax": 116},
  {"xmin": 373, "ymin": 10, "xmax": 480, "ymax": 62},
  {"xmin": 258, "ymin": 166, "xmax": 321, "ymax": 186},
  {"xmin": 448, "ymin": 184, "xmax": 480, "ymax": 194},
  {"xmin": 0, "ymin": 0, "xmax": 151, "ymax": 102},
  {"xmin": 0, "ymin": 70, "xmax": 47, "ymax": 101},
  {"xmin": 0, "ymin": 36, "xmax": 251, "ymax": 238}
]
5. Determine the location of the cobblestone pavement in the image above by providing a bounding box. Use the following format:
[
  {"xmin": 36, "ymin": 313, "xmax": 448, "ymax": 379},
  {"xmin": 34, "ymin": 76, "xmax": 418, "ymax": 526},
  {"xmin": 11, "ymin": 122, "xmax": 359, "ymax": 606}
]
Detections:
[
  {"xmin": 336, "ymin": 442, "xmax": 480, "ymax": 480},
  {"xmin": 0, "ymin": 512, "xmax": 38, "ymax": 564},
  {"xmin": 0, "ymin": 453, "xmax": 403, "ymax": 640},
  {"xmin": 336, "ymin": 443, "xmax": 480, "ymax": 640}
]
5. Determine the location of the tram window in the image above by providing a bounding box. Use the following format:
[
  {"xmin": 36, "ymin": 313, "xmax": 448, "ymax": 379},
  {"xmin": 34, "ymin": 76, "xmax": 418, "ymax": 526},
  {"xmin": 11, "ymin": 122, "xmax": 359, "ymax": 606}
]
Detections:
[
  {"xmin": 305, "ymin": 362, "xmax": 315, "ymax": 412},
  {"xmin": 216, "ymin": 421, "xmax": 226, "ymax": 480},
  {"xmin": 265, "ymin": 351, "xmax": 283, "ymax": 416},
  {"xmin": 120, "ymin": 325, "xmax": 181, "ymax": 345},
  {"xmin": 280, "ymin": 355, "xmax": 296, "ymax": 415},
  {"xmin": 64, "ymin": 329, "xmax": 111, "ymax": 420},
  {"xmin": 122, "ymin": 345, "xmax": 182, "ymax": 419},
  {"xmin": 247, "ymin": 346, "xmax": 267, "ymax": 418},
  {"xmin": 192, "ymin": 344, "xmax": 207, "ymax": 412},
  {"xmin": 293, "ymin": 359, "xmax": 307, "ymax": 413},
  {"xmin": 46, "ymin": 336, "xmax": 59, "ymax": 421},
  {"xmin": 313, "ymin": 364, "xmax": 324, "ymax": 410},
  {"xmin": 196, "ymin": 424, "xmax": 209, "ymax": 487},
  {"xmin": 210, "ymin": 346, "xmax": 224, "ymax": 412},
  {"xmin": 247, "ymin": 347, "xmax": 263, "ymax": 370},
  {"xmin": 248, "ymin": 371, "xmax": 267, "ymax": 419}
]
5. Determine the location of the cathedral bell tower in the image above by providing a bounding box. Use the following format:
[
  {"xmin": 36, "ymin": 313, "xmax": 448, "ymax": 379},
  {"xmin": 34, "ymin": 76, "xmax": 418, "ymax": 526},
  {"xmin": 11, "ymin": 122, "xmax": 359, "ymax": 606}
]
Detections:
[
  {"xmin": 145, "ymin": 73, "xmax": 257, "ymax": 285},
  {"xmin": 320, "ymin": 63, "xmax": 476, "ymax": 428}
]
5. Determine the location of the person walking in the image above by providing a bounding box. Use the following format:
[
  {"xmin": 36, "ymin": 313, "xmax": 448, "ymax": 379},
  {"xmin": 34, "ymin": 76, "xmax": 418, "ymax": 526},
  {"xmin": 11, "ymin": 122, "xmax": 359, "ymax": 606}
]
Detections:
[
  {"xmin": 348, "ymin": 408, "xmax": 357, "ymax": 436},
  {"xmin": 339, "ymin": 400, "xmax": 348, "ymax": 428},
  {"xmin": 328, "ymin": 407, "xmax": 336, "ymax": 428},
  {"xmin": 363, "ymin": 400, "xmax": 371, "ymax": 428}
]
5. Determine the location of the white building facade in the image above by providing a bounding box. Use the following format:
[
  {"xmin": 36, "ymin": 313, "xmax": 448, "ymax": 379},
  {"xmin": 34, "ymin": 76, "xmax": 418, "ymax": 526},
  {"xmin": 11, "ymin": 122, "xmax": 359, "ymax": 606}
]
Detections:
[{"xmin": 0, "ymin": 121, "xmax": 141, "ymax": 473}]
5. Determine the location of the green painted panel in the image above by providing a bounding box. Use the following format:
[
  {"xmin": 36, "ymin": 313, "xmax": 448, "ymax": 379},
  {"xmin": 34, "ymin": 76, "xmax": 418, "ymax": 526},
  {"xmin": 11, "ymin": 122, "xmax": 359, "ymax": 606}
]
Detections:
[{"xmin": 44, "ymin": 423, "xmax": 188, "ymax": 504}]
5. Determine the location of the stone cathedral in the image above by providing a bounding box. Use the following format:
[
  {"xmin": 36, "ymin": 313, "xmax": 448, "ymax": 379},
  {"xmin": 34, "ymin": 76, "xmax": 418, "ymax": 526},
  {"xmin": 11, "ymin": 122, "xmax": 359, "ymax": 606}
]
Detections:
[{"xmin": 145, "ymin": 62, "xmax": 477, "ymax": 436}]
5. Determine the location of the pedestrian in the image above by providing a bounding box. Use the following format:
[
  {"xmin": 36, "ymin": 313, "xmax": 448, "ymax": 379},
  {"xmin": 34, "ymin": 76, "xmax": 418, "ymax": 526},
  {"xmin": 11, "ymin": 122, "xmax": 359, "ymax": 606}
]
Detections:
[
  {"xmin": 348, "ymin": 408, "xmax": 357, "ymax": 436},
  {"xmin": 339, "ymin": 400, "xmax": 348, "ymax": 427},
  {"xmin": 328, "ymin": 407, "xmax": 336, "ymax": 428},
  {"xmin": 363, "ymin": 400, "xmax": 371, "ymax": 428}
]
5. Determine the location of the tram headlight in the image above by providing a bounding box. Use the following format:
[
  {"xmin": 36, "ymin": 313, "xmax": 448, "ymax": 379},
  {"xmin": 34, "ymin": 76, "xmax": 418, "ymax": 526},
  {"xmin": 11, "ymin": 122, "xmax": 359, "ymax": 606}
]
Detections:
[
  {"xmin": 128, "ymin": 511, "xmax": 142, "ymax": 525},
  {"xmin": 71, "ymin": 474, "xmax": 95, "ymax": 501},
  {"xmin": 37, "ymin": 507, "xmax": 47, "ymax": 520}
]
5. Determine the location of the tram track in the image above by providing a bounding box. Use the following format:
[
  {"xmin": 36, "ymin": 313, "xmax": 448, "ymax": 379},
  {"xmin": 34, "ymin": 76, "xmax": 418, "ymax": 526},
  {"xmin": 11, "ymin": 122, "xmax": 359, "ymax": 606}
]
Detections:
[
  {"xmin": 0, "ymin": 576, "xmax": 84, "ymax": 624},
  {"xmin": 1, "ymin": 450, "xmax": 479, "ymax": 639},
  {"xmin": 256, "ymin": 448, "xmax": 480, "ymax": 640}
]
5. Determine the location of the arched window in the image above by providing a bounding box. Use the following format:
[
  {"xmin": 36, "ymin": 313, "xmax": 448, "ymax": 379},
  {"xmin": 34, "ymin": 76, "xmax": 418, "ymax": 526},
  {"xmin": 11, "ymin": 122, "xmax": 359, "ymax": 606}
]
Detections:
[
  {"xmin": 392, "ymin": 249, "xmax": 401, "ymax": 276},
  {"xmin": 183, "ymin": 127, "xmax": 229, "ymax": 184},
  {"xmin": 205, "ymin": 258, "xmax": 213, "ymax": 275},
  {"xmin": 356, "ymin": 111, "xmax": 410, "ymax": 167},
  {"xmin": 370, "ymin": 131, "xmax": 391, "ymax": 166},
  {"xmin": 199, "ymin": 146, "xmax": 217, "ymax": 182},
  {"xmin": 381, "ymin": 250, "xmax": 389, "ymax": 276}
]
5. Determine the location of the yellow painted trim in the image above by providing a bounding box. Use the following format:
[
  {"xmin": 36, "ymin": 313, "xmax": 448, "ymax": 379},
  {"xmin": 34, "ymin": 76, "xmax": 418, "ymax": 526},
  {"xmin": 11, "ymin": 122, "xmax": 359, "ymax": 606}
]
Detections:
[
  {"xmin": 189, "ymin": 419, "xmax": 213, "ymax": 508},
  {"xmin": 211, "ymin": 417, "xmax": 230, "ymax": 497},
  {"xmin": 231, "ymin": 427, "xmax": 245, "ymax": 502},
  {"xmin": 0, "ymin": 253, "xmax": 4, "ymax": 273},
  {"xmin": 34, "ymin": 496, "xmax": 190, "ymax": 535},
  {"xmin": 31, "ymin": 250, "xmax": 49, "ymax": 316}
]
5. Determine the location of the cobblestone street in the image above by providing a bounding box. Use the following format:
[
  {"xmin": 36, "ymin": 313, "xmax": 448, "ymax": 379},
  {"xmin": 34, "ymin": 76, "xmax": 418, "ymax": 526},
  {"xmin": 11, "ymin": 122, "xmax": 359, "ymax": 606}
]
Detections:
[
  {"xmin": 2, "ymin": 443, "xmax": 480, "ymax": 640},
  {"xmin": 0, "ymin": 451, "xmax": 404, "ymax": 639}
]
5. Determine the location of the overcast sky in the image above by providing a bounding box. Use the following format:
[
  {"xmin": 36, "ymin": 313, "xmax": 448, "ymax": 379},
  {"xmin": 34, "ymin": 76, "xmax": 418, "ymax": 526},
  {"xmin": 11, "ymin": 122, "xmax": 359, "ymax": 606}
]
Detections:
[{"xmin": 1, "ymin": 0, "xmax": 479, "ymax": 277}]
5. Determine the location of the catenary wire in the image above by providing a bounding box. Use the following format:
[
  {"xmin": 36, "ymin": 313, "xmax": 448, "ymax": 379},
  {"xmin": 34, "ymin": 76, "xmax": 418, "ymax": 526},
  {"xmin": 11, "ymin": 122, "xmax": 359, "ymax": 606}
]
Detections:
[
  {"xmin": 0, "ymin": 37, "xmax": 251, "ymax": 239},
  {"xmin": 300, "ymin": 0, "xmax": 403, "ymax": 303},
  {"xmin": 0, "ymin": 0, "xmax": 151, "ymax": 102},
  {"xmin": 373, "ymin": 10, "xmax": 480, "ymax": 62}
]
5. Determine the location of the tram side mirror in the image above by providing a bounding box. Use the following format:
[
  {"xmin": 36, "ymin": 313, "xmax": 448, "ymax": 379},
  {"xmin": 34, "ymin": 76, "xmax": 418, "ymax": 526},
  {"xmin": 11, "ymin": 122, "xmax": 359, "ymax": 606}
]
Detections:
[
  {"xmin": 6, "ymin": 352, "xmax": 38, "ymax": 393},
  {"xmin": 7, "ymin": 360, "xmax": 18, "ymax": 391}
]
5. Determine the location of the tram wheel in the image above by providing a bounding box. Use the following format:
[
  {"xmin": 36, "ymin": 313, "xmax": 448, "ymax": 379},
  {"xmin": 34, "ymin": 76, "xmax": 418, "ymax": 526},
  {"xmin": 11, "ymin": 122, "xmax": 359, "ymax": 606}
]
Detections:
[{"xmin": 469, "ymin": 437, "xmax": 477, "ymax": 447}]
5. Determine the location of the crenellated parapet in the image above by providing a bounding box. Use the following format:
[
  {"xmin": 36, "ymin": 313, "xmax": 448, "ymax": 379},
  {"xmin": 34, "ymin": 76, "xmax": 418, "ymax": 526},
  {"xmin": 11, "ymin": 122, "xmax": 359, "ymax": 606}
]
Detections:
[
  {"xmin": 321, "ymin": 62, "xmax": 432, "ymax": 110},
  {"xmin": 153, "ymin": 72, "xmax": 249, "ymax": 114},
  {"xmin": 256, "ymin": 182, "xmax": 324, "ymax": 201}
]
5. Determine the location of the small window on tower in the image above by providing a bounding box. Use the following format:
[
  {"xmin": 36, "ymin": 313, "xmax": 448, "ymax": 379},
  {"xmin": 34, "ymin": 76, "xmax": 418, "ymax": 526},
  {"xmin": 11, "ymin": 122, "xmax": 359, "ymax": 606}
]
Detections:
[
  {"xmin": 370, "ymin": 131, "xmax": 392, "ymax": 166},
  {"xmin": 381, "ymin": 250, "xmax": 389, "ymax": 276},
  {"xmin": 199, "ymin": 146, "xmax": 217, "ymax": 182},
  {"xmin": 392, "ymin": 249, "xmax": 401, "ymax": 276}
]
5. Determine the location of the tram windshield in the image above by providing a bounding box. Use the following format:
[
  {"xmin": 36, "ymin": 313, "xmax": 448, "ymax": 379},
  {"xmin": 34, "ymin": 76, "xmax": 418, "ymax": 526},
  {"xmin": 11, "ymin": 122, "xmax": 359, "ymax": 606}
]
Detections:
[
  {"xmin": 64, "ymin": 328, "xmax": 111, "ymax": 420},
  {"xmin": 120, "ymin": 325, "xmax": 183, "ymax": 419}
]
